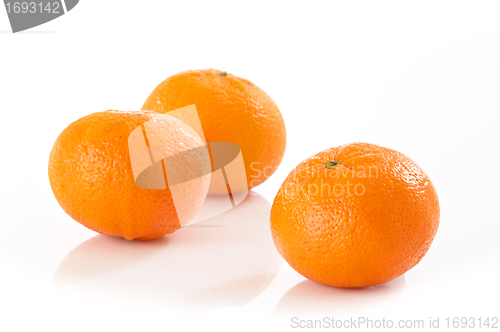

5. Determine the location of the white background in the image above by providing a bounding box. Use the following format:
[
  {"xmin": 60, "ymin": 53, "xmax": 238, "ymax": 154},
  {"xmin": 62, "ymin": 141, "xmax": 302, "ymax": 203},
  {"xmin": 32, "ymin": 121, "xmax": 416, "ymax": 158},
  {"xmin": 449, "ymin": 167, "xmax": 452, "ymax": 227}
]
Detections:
[{"xmin": 1, "ymin": 1, "xmax": 499, "ymax": 331}]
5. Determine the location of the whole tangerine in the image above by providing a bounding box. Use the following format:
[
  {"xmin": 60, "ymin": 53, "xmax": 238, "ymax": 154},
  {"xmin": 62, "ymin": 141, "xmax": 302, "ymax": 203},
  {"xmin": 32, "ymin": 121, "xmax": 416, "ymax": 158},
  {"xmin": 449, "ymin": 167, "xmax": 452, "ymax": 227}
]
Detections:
[
  {"xmin": 48, "ymin": 110, "xmax": 210, "ymax": 240},
  {"xmin": 270, "ymin": 142, "xmax": 440, "ymax": 287},
  {"xmin": 141, "ymin": 69, "xmax": 286, "ymax": 194}
]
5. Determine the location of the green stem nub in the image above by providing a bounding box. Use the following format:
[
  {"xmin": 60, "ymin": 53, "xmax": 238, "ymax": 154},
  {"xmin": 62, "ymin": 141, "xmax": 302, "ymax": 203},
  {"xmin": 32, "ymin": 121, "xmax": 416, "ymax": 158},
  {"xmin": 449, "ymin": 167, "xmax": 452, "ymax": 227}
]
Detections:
[
  {"xmin": 325, "ymin": 160, "xmax": 341, "ymax": 169},
  {"xmin": 217, "ymin": 71, "xmax": 228, "ymax": 76}
]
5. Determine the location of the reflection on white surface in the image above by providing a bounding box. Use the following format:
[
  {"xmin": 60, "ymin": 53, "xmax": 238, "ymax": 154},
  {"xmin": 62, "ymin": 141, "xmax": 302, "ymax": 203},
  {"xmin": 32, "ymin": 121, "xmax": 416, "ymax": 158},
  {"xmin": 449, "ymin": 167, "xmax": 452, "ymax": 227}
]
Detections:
[
  {"xmin": 52, "ymin": 193, "xmax": 281, "ymax": 311},
  {"xmin": 188, "ymin": 177, "xmax": 233, "ymax": 224},
  {"xmin": 274, "ymin": 276, "xmax": 405, "ymax": 318}
]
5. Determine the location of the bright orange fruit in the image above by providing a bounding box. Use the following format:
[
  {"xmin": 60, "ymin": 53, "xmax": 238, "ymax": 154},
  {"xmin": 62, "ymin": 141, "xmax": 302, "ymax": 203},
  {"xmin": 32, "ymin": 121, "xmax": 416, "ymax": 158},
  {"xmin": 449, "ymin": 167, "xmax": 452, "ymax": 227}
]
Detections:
[
  {"xmin": 48, "ymin": 110, "xmax": 210, "ymax": 240},
  {"xmin": 270, "ymin": 142, "xmax": 440, "ymax": 288},
  {"xmin": 141, "ymin": 69, "xmax": 286, "ymax": 194}
]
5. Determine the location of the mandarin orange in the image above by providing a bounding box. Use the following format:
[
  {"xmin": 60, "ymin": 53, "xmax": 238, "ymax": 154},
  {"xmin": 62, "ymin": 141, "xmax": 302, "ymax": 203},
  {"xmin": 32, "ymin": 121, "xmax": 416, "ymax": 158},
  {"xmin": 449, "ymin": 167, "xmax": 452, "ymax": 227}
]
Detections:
[
  {"xmin": 271, "ymin": 142, "xmax": 440, "ymax": 287},
  {"xmin": 141, "ymin": 69, "xmax": 286, "ymax": 194},
  {"xmin": 48, "ymin": 110, "xmax": 210, "ymax": 240}
]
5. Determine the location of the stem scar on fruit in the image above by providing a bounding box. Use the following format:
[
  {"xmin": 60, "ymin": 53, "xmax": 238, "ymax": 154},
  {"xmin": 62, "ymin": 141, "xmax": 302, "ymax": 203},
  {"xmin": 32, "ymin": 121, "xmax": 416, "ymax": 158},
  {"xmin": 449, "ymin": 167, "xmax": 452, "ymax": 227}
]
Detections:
[
  {"xmin": 217, "ymin": 71, "xmax": 228, "ymax": 76},
  {"xmin": 325, "ymin": 160, "xmax": 341, "ymax": 169}
]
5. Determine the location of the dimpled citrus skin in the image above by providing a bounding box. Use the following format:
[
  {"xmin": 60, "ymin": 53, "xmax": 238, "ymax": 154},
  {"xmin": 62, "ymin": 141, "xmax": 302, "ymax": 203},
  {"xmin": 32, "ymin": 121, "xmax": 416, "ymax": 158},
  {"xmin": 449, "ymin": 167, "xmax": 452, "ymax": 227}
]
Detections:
[
  {"xmin": 270, "ymin": 142, "xmax": 440, "ymax": 288},
  {"xmin": 48, "ymin": 110, "xmax": 210, "ymax": 240},
  {"xmin": 141, "ymin": 69, "xmax": 286, "ymax": 194}
]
